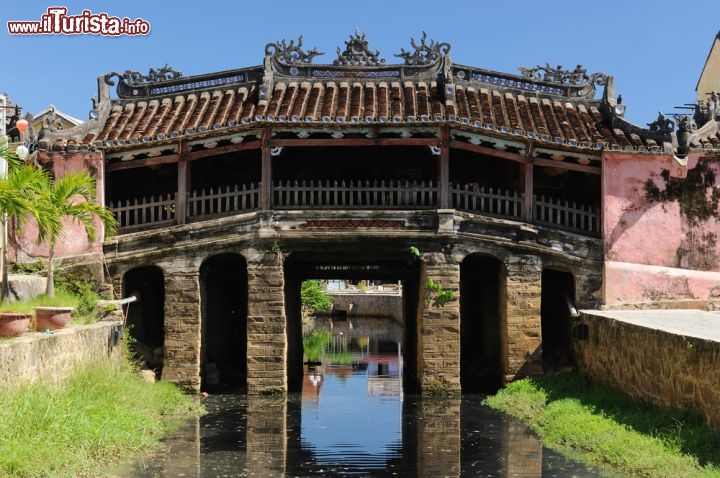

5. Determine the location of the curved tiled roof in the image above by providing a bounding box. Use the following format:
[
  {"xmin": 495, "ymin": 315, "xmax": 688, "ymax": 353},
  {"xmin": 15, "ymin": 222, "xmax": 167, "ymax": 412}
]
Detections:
[{"xmin": 41, "ymin": 32, "xmax": 702, "ymax": 155}]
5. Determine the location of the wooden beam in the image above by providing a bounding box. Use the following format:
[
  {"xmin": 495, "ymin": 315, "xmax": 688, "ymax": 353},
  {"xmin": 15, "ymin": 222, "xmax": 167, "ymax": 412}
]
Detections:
[
  {"xmin": 449, "ymin": 139, "xmax": 527, "ymax": 163},
  {"xmin": 533, "ymin": 157, "xmax": 600, "ymax": 175},
  {"xmin": 105, "ymin": 154, "xmax": 179, "ymax": 172},
  {"xmin": 272, "ymin": 137, "xmax": 440, "ymax": 148},
  {"xmin": 188, "ymin": 139, "xmax": 262, "ymax": 161}
]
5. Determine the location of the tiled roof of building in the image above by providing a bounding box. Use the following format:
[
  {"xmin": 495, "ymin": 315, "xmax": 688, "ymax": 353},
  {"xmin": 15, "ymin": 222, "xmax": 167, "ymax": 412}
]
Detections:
[{"xmin": 39, "ymin": 32, "xmax": 719, "ymax": 155}]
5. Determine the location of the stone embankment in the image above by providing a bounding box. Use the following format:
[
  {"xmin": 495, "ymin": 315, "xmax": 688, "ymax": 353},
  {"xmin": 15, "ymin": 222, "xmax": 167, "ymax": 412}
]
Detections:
[
  {"xmin": 575, "ymin": 309, "xmax": 720, "ymax": 430},
  {"xmin": 327, "ymin": 285, "xmax": 402, "ymax": 322},
  {"xmin": 0, "ymin": 319, "xmax": 124, "ymax": 386}
]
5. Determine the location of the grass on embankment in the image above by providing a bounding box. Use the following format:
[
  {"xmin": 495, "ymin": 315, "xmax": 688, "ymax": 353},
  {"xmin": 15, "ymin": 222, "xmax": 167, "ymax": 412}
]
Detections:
[
  {"xmin": 0, "ymin": 359, "xmax": 201, "ymax": 478},
  {"xmin": 483, "ymin": 373, "xmax": 720, "ymax": 478}
]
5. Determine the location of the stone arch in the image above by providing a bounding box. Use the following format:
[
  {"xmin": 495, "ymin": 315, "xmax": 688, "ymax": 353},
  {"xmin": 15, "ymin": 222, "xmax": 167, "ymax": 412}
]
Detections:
[
  {"xmin": 122, "ymin": 265, "xmax": 165, "ymax": 373},
  {"xmin": 460, "ymin": 253, "xmax": 504, "ymax": 393},
  {"xmin": 283, "ymin": 249, "xmax": 421, "ymax": 394},
  {"xmin": 540, "ymin": 267, "xmax": 577, "ymax": 372},
  {"xmin": 199, "ymin": 252, "xmax": 248, "ymax": 393}
]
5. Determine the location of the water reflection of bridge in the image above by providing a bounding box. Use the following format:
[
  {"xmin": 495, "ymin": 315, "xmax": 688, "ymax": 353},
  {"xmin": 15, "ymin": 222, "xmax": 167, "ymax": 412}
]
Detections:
[{"xmin": 113, "ymin": 394, "xmax": 602, "ymax": 477}]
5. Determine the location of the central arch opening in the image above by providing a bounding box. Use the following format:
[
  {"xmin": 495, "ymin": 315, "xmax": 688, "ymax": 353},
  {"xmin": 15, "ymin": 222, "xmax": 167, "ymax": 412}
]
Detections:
[
  {"xmin": 284, "ymin": 249, "xmax": 419, "ymax": 473},
  {"xmin": 283, "ymin": 251, "xmax": 421, "ymax": 395}
]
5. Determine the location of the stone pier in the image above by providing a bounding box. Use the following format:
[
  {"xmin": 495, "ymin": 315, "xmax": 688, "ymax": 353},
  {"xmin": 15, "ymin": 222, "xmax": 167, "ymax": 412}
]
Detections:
[
  {"xmin": 419, "ymin": 253, "xmax": 461, "ymax": 395},
  {"xmin": 504, "ymin": 254, "xmax": 543, "ymax": 380},
  {"xmin": 246, "ymin": 260, "xmax": 287, "ymax": 394},
  {"xmin": 162, "ymin": 269, "xmax": 202, "ymax": 392}
]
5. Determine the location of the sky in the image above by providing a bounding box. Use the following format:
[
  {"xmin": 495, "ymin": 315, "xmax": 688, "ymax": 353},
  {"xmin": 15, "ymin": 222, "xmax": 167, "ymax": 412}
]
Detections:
[{"xmin": 2, "ymin": 1, "xmax": 718, "ymax": 128}]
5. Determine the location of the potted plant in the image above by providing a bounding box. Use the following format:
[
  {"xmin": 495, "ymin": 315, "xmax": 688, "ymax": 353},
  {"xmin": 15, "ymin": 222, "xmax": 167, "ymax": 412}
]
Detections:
[
  {"xmin": 33, "ymin": 305, "xmax": 74, "ymax": 331},
  {"xmin": 0, "ymin": 311, "xmax": 32, "ymax": 337}
]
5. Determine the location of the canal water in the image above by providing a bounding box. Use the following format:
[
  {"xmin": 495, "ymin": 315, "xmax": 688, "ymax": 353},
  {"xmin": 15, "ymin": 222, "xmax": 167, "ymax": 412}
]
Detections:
[{"xmin": 112, "ymin": 321, "xmax": 611, "ymax": 477}]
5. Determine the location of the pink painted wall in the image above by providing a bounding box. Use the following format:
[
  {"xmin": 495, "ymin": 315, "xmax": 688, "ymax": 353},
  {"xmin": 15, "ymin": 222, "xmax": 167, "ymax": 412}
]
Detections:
[
  {"xmin": 603, "ymin": 151, "xmax": 720, "ymax": 305},
  {"xmin": 11, "ymin": 150, "xmax": 107, "ymax": 262}
]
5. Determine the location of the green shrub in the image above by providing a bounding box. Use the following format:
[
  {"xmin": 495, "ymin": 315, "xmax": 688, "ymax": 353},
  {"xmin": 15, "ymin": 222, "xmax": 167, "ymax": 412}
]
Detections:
[
  {"xmin": 301, "ymin": 280, "xmax": 332, "ymax": 315},
  {"xmin": 54, "ymin": 274, "xmax": 99, "ymax": 320}
]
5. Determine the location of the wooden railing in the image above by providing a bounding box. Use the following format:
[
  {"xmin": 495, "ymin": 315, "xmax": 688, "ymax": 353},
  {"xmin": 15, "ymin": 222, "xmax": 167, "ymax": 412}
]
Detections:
[
  {"xmin": 451, "ymin": 184, "xmax": 523, "ymax": 220},
  {"xmin": 187, "ymin": 183, "xmax": 259, "ymax": 219},
  {"xmin": 273, "ymin": 179, "xmax": 438, "ymax": 209},
  {"xmin": 110, "ymin": 181, "xmax": 600, "ymax": 237},
  {"xmin": 110, "ymin": 193, "xmax": 176, "ymax": 232},
  {"xmin": 534, "ymin": 195, "xmax": 599, "ymax": 235}
]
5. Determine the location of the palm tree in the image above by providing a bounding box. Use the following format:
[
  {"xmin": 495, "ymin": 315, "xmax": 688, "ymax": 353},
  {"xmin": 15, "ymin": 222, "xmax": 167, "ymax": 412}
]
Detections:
[
  {"xmin": 0, "ymin": 144, "xmax": 59, "ymax": 302},
  {"xmin": 35, "ymin": 169, "xmax": 117, "ymax": 298}
]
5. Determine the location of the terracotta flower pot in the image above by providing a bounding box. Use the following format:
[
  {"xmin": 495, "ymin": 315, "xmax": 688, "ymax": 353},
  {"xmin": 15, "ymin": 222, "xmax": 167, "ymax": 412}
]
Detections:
[
  {"xmin": 34, "ymin": 306, "xmax": 74, "ymax": 331},
  {"xmin": 0, "ymin": 312, "xmax": 32, "ymax": 337}
]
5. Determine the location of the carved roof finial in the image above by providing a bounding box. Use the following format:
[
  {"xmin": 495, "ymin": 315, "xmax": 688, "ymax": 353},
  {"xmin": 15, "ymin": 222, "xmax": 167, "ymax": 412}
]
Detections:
[
  {"xmin": 264, "ymin": 36, "xmax": 324, "ymax": 64},
  {"xmin": 333, "ymin": 29, "xmax": 385, "ymax": 66},
  {"xmin": 394, "ymin": 31, "xmax": 450, "ymax": 66}
]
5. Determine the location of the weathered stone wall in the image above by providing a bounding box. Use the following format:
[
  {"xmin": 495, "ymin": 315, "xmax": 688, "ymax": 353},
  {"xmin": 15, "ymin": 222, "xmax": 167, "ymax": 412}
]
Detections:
[
  {"xmin": 504, "ymin": 254, "xmax": 543, "ymax": 381},
  {"xmin": 419, "ymin": 253, "xmax": 461, "ymax": 395},
  {"xmin": 0, "ymin": 321, "xmax": 123, "ymax": 386},
  {"xmin": 162, "ymin": 269, "xmax": 202, "ymax": 392},
  {"xmin": 575, "ymin": 312, "xmax": 720, "ymax": 430},
  {"xmin": 246, "ymin": 261, "xmax": 287, "ymax": 394},
  {"xmin": 327, "ymin": 291, "xmax": 402, "ymax": 321}
]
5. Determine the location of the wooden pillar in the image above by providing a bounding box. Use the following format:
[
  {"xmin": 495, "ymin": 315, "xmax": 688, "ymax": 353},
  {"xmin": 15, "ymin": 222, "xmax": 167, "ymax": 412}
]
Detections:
[
  {"xmin": 523, "ymin": 143, "xmax": 534, "ymax": 222},
  {"xmin": 177, "ymin": 141, "xmax": 189, "ymax": 225},
  {"xmin": 260, "ymin": 127, "xmax": 272, "ymax": 210},
  {"xmin": 439, "ymin": 127, "xmax": 450, "ymax": 209},
  {"xmin": 523, "ymin": 161, "xmax": 534, "ymax": 222}
]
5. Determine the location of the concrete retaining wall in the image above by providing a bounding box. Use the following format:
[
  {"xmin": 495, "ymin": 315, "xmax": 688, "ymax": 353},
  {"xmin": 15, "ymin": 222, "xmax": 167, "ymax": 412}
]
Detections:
[
  {"xmin": 0, "ymin": 321, "xmax": 124, "ymax": 386},
  {"xmin": 575, "ymin": 310, "xmax": 720, "ymax": 430}
]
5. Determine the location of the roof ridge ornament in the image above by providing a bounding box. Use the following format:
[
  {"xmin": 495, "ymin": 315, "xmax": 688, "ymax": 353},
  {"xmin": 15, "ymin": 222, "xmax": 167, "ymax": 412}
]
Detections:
[
  {"xmin": 394, "ymin": 32, "xmax": 451, "ymax": 66},
  {"xmin": 518, "ymin": 63, "xmax": 608, "ymax": 99},
  {"xmin": 334, "ymin": 29, "xmax": 385, "ymax": 66},
  {"xmin": 104, "ymin": 64, "xmax": 183, "ymax": 87},
  {"xmin": 265, "ymin": 36, "xmax": 324, "ymax": 65},
  {"xmin": 520, "ymin": 63, "xmax": 599, "ymax": 85}
]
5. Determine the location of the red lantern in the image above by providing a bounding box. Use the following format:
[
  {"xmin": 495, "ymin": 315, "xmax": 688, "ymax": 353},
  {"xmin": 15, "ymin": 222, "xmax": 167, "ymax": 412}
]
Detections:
[{"xmin": 16, "ymin": 118, "xmax": 29, "ymax": 134}]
